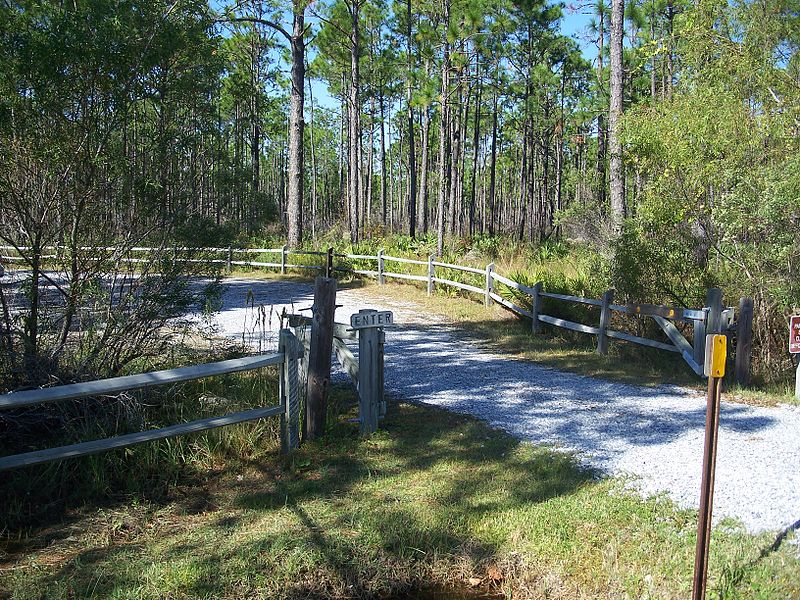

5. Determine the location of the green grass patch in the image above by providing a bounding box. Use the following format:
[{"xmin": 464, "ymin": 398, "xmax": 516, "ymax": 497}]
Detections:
[{"xmin": 1, "ymin": 397, "xmax": 797, "ymax": 599}]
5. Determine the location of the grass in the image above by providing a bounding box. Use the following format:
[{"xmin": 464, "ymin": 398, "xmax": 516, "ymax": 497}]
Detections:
[
  {"xmin": 1, "ymin": 391, "xmax": 798, "ymax": 599},
  {"xmin": 0, "ymin": 342, "xmax": 283, "ymax": 534}
]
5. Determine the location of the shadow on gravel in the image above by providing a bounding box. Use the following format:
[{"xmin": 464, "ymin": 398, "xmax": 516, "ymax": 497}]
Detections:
[{"xmin": 378, "ymin": 322, "xmax": 776, "ymax": 459}]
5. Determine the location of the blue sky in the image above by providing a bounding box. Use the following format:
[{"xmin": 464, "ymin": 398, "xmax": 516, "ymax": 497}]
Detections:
[
  {"xmin": 307, "ymin": 4, "xmax": 598, "ymax": 111},
  {"xmin": 212, "ymin": 1, "xmax": 597, "ymax": 112}
]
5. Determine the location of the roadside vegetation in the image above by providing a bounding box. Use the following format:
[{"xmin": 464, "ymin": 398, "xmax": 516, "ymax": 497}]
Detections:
[
  {"xmin": 0, "ymin": 339, "xmax": 278, "ymax": 533},
  {"xmin": 225, "ymin": 236, "xmax": 797, "ymax": 405}
]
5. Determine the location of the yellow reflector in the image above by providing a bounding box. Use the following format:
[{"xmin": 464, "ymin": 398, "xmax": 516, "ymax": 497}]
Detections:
[{"xmin": 704, "ymin": 334, "xmax": 727, "ymax": 378}]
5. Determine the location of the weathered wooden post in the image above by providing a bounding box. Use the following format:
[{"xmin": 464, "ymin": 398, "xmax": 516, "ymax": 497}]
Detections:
[
  {"xmin": 378, "ymin": 329, "xmax": 386, "ymax": 418},
  {"xmin": 350, "ymin": 309, "xmax": 393, "ymax": 436},
  {"xmin": 305, "ymin": 276, "xmax": 337, "ymax": 441},
  {"xmin": 279, "ymin": 329, "xmax": 301, "ymax": 453},
  {"xmin": 796, "ymin": 358, "xmax": 800, "ymax": 402},
  {"xmin": 530, "ymin": 282, "xmax": 543, "ymax": 334},
  {"xmin": 325, "ymin": 247, "xmax": 334, "ymax": 278},
  {"xmin": 693, "ymin": 310, "xmax": 708, "ymax": 369},
  {"xmin": 597, "ymin": 289, "xmax": 614, "ymax": 355},
  {"xmin": 484, "ymin": 263, "xmax": 494, "ymax": 307},
  {"xmin": 427, "ymin": 255, "xmax": 434, "ymax": 296},
  {"xmin": 734, "ymin": 297, "xmax": 754, "ymax": 387},
  {"xmin": 692, "ymin": 334, "xmax": 727, "ymax": 600},
  {"xmin": 226, "ymin": 247, "xmax": 233, "ymax": 274},
  {"xmin": 281, "ymin": 244, "xmax": 288, "ymax": 275},
  {"xmin": 705, "ymin": 288, "xmax": 723, "ymax": 334},
  {"xmin": 358, "ymin": 310, "xmax": 379, "ymax": 435},
  {"xmin": 377, "ymin": 249, "xmax": 385, "ymax": 285},
  {"xmin": 790, "ymin": 315, "xmax": 800, "ymax": 400}
]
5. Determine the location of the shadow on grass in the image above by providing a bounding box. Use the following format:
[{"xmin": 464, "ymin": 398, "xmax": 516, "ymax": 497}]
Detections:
[{"xmin": 1, "ymin": 399, "xmax": 594, "ymax": 598}]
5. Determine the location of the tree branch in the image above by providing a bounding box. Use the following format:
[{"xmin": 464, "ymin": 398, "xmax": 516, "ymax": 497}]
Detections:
[{"xmin": 215, "ymin": 16, "xmax": 292, "ymax": 42}]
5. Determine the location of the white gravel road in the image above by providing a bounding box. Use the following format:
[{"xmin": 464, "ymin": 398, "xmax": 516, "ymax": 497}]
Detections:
[{"xmin": 200, "ymin": 277, "xmax": 800, "ymax": 535}]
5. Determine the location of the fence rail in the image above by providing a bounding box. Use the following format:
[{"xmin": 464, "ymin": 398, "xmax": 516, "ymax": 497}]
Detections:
[
  {"xmin": 0, "ymin": 243, "xmax": 752, "ymax": 382},
  {"xmin": 0, "ymin": 331, "xmax": 302, "ymax": 471}
]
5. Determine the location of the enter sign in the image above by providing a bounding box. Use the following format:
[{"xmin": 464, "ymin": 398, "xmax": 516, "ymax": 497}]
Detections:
[{"xmin": 350, "ymin": 310, "xmax": 394, "ymax": 330}]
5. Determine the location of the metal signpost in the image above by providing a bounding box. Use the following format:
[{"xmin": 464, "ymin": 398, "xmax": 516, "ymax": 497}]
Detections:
[
  {"xmin": 790, "ymin": 316, "xmax": 800, "ymax": 400},
  {"xmin": 692, "ymin": 334, "xmax": 727, "ymax": 600},
  {"xmin": 350, "ymin": 309, "xmax": 392, "ymax": 436}
]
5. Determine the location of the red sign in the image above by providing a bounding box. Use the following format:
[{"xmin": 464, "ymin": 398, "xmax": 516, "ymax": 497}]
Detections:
[{"xmin": 791, "ymin": 316, "xmax": 800, "ymax": 354}]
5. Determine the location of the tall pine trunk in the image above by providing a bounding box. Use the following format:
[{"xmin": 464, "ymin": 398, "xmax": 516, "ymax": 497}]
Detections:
[
  {"xmin": 348, "ymin": 1, "xmax": 361, "ymax": 244},
  {"xmin": 286, "ymin": 6, "xmax": 305, "ymax": 248},
  {"xmin": 406, "ymin": 0, "xmax": 417, "ymax": 238},
  {"xmin": 609, "ymin": 0, "xmax": 626, "ymax": 231},
  {"xmin": 436, "ymin": 0, "xmax": 450, "ymax": 256}
]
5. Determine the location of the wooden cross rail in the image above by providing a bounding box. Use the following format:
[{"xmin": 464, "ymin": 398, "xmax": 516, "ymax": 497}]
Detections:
[{"xmin": 0, "ymin": 332, "xmax": 303, "ymax": 471}]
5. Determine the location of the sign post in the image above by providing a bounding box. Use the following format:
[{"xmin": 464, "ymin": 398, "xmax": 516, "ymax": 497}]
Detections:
[
  {"xmin": 350, "ymin": 309, "xmax": 393, "ymax": 436},
  {"xmin": 692, "ymin": 334, "xmax": 727, "ymax": 600},
  {"xmin": 790, "ymin": 316, "xmax": 800, "ymax": 400}
]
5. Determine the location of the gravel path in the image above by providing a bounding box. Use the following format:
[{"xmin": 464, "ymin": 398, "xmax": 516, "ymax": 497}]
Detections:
[{"xmin": 202, "ymin": 277, "xmax": 800, "ymax": 535}]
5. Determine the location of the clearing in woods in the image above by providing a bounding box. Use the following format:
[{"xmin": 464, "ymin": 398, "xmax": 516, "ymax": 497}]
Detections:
[{"xmin": 205, "ymin": 277, "xmax": 800, "ymax": 535}]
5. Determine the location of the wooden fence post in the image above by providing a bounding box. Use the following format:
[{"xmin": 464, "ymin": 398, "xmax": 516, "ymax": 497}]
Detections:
[
  {"xmin": 694, "ymin": 310, "xmax": 708, "ymax": 368},
  {"xmin": 281, "ymin": 244, "xmax": 287, "ymax": 275},
  {"xmin": 427, "ymin": 255, "xmax": 434, "ymax": 296},
  {"xmin": 325, "ymin": 247, "xmax": 334, "ymax": 277},
  {"xmin": 378, "ymin": 249, "xmax": 385, "ymax": 285},
  {"xmin": 226, "ymin": 247, "xmax": 233, "ymax": 274},
  {"xmin": 378, "ymin": 329, "xmax": 386, "ymax": 418},
  {"xmin": 734, "ymin": 297, "xmax": 754, "ymax": 387},
  {"xmin": 706, "ymin": 288, "xmax": 723, "ymax": 335},
  {"xmin": 279, "ymin": 329, "xmax": 301, "ymax": 453},
  {"xmin": 531, "ymin": 282, "xmax": 543, "ymax": 334},
  {"xmin": 485, "ymin": 263, "xmax": 494, "ymax": 307},
  {"xmin": 358, "ymin": 310, "xmax": 380, "ymax": 435},
  {"xmin": 597, "ymin": 289, "xmax": 614, "ymax": 355},
  {"xmin": 305, "ymin": 277, "xmax": 337, "ymax": 441}
]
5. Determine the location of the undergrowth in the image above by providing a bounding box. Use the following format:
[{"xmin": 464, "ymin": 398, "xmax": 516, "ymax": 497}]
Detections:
[{"xmin": 0, "ymin": 344, "xmax": 282, "ymax": 534}]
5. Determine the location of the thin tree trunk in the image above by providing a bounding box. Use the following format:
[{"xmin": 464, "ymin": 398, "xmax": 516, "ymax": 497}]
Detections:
[
  {"xmin": 436, "ymin": 0, "xmax": 451, "ymax": 256},
  {"xmin": 367, "ymin": 97, "xmax": 375, "ymax": 225},
  {"xmin": 469, "ymin": 61, "xmax": 481, "ymax": 236},
  {"xmin": 286, "ymin": 6, "xmax": 305, "ymax": 248},
  {"xmin": 418, "ymin": 104, "xmax": 430, "ymax": 233},
  {"xmin": 348, "ymin": 1, "xmax": 362, "ymax": 244},
  {"xmin": 488, "ymin": 88, "xmax": 498, "ymax": 237},
  {"xmin": 609, "ymin": 0, "xmax": 626, "ymax": 231},
  {"xmin": 307, "ymin": 63, "xmax": 318, "ymax": 239},
  {"xmin": 596, "ymin": 3, "xmax": 607, "ymax": 212},
  {"xmin": 406, "ymin": 0, "xmax": 417, "ymax": 238},
  {"xmin": 379, "ymin": 90, "xmax": 388, "ymax": 226}
]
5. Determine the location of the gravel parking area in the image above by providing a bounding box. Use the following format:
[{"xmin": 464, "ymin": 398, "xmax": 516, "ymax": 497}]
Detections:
[{"xmin": 202, "ymin": 277, "xmax": 800, "ymax": 535}]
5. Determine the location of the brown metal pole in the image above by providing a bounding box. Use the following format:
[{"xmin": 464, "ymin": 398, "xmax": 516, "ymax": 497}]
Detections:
[{"xmin": 692, "ymin": 374, "xmax": 723, "ymax": 600}]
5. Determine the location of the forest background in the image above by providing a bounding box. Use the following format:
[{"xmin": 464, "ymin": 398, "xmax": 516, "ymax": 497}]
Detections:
[{"xmin": 1, "ymin": 0, "xmax": 799, "ymax": 389}]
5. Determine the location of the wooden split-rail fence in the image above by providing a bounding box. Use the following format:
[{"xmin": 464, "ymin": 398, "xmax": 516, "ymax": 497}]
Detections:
[
  {"xmin": 0, "ymin": 244, "xmax": 754, "ymax": 383},
  {"xmin": 0, "ymin": 330, "xmax": 303, "ymax": 472}
]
